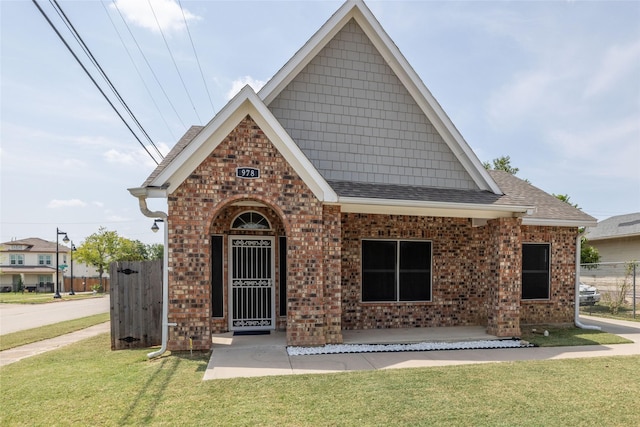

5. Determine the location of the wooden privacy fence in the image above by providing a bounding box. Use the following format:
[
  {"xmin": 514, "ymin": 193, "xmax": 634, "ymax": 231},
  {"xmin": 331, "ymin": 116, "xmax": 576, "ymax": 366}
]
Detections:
[{"xmin": 110, "ymin": 260, "xmax": 162, "ymax": 350}]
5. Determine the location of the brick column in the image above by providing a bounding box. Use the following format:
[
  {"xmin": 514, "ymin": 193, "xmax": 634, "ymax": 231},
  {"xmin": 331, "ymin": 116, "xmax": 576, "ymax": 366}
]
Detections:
[
  {"xmin": 286, "ymin": 227, "xmax": 326, "ymax": 347},
  {"xmin": 486, "ymin": 217, "xmax": 522, "ymax": 337},
  {"xmin": 323, "ymin": 205, "xmax": 343, "ymax": 344}
]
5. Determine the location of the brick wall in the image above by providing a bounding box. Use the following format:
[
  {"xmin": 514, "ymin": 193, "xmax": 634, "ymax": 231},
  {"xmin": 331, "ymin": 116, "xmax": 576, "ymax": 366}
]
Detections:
[
  {"xmin": 167, "ymin": 115, "xmax": 328, "ymax": 349},
  {"xmin": 166, "ymin": 116, "xmax": 579, "ymax": 348},
  {"xmin": 520, "ymin": 225, "xmax": 578, "ymax": 325},
  {"xmin": 341, "ymin": 214, "xmax": 576, "ymax": 334},
  {"xmin": 485, "ymin": 217, "xmax": 522, "ymax": 337},
  {"xmin": 341, "ymin": 214, "xmax": 489, "ymax": 329}
]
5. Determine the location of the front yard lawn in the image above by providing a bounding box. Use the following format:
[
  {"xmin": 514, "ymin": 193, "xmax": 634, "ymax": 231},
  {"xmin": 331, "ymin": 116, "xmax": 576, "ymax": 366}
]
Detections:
[
  {"xmin": 1, "ymin": 333, "xmax": 638, "ymax": 426},
  {"xmin": 580, "ymin": 303, "xmax": 639, "ymax": 322},
  {"xmin": 0, "ymin": 292, "xmax": 106, "ymax": 304},
  {"xmin": 521, "ymin": 325, "xmax": 633, "ymax": 347}
]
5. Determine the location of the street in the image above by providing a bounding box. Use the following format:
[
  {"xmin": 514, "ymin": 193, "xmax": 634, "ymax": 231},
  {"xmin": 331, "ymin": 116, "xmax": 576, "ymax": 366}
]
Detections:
[{"xmin": 0, "ymin": 296, "xmax": 110, "ymax": 335}]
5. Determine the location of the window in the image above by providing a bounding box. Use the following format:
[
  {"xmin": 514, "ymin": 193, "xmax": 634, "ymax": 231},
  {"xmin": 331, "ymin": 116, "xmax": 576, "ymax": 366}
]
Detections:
[
  {"xmin": 38, "ymin": 255, "xmax": 52, "ymax": 265},
  {"xmin": 231, "ymin": 212, "xmax": 270, "ymax": 230},
  {"xmin": 522, "ymin": 243, "xmax": 550, "ymax": 299},
  {"xmin": 362, "ymin": 240, "xmax": 431, "ymax": 302},
  {"xmin": 10, "ymin": 254, "xmax": 24, "ymax": 265},
  {"xmin": 38, "ymin": 275, "xmax": 52, "ymax": 284}
]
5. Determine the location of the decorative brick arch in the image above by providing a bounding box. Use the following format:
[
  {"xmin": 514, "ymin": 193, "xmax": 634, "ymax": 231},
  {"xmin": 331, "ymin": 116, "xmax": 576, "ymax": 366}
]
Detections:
[{"xmin": 166, "ymin": 115, "xmax": 334, "ymax": 349}]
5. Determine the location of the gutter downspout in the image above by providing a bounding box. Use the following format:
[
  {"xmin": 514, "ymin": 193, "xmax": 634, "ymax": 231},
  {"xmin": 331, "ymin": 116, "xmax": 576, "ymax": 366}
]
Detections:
[
  {"xmin": 135, "ymin": 196, "xmax": 172, "ymax": 358},
  {"xmin": 575, "ymin": 230, "xmax": 601, "ymax": 331}
]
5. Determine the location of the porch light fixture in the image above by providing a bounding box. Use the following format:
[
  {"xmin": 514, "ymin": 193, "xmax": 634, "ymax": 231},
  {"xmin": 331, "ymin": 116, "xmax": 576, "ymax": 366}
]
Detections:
[
  {"xmin": 54, "ymin": 228, "xmax": 70, "ymax": 299},
  {"xmin": 151, "ymin": 219, "xmax": 163, "ymax": 233}
]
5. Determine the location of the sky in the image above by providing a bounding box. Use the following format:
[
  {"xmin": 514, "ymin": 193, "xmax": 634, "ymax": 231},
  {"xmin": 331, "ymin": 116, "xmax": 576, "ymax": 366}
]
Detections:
[{"xmin": 1, "ymin": 0, "xmax": 639, "ymax": 247}]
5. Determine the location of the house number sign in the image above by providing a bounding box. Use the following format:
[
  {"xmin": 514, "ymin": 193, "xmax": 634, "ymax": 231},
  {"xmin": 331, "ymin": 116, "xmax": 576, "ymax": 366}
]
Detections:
[{"xmin": 236, "ymin": 167, "xmax": 260, "ymax": 179}]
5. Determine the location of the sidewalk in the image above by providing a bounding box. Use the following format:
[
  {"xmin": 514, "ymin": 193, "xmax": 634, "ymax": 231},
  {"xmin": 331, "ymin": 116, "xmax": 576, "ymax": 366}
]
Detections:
[
  {"xmin": 1, "ymin": 316, "xmax": 638, "ymax": 377},
  {"xmin": 203, "ymin": 316, "xmax": 640, "ymax": 380},
  {"xmin": 0, "ymin": 322, "xmax": 110, "ymax": 367}
]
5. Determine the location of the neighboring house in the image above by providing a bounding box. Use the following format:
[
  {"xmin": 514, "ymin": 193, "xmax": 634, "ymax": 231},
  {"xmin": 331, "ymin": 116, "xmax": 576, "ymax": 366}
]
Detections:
[
  {"xmin": 585, "ymin": 213, "xmax": 640, "ymax": 263},
  {"xmin": 0, "ymin": 237, "xmax": 104, "ymax": 293},
  {"xmin": 0, "ymin": 238, "xmax": 68, "ymax": 292},
  {"xmin": 128, "ymin": 0, "xmax": 595, "ymax": 350}
]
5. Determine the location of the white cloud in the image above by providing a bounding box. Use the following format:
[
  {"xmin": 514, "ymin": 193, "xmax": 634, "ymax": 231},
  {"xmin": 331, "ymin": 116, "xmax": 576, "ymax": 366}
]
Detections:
[
  {"xmin": 111, "ymin": 0, "xmax": 200, "ymax": 34},
  {"xmin": 226, "ymin": 76, "xmax": 267, "ymax": 100},
  {"xmin": 47, "ymin": 199, "xmax": 87, "ymax": 209},
  {"xmin": 105, "ymin": 215, "xmax": 130, "ymax": 222},
  {"xmin": 92, "ymin": 201, "xmax": 105, "ymax": 208},
  {"xmin": 486, "ymin": 69, "xmax": 561, "ymax": 128},
  {"xmin": 548, "ymin": 115, "xmax": 640, "ymax": 179},
  {"xmin": 584, "ymin": 40, "xmax": 640, "ymax": 98},
  {"xmin": 103, "ymin": 146, "xmax": 160, "ymax": 169}
]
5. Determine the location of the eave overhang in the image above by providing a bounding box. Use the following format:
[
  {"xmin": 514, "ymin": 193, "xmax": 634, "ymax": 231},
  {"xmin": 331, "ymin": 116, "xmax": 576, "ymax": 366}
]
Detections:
[
  {"xmin": 334, "ymin": 196, "xmax": 536, "ymax": 219},
  {"xmin": 129, "ymin": 86, "xmax": 337, "ymax": 203}
]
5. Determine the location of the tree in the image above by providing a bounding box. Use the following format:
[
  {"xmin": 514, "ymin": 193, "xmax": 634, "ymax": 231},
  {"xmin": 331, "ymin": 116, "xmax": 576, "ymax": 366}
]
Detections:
[
  {"xmin": 145, "ymin": 243, "xmax": 164, "ymax": 261},
  {"xmin": 117, "ymin": 238, "xmax": 147, "ymax": 261},
  {"xmin": 483, "ymin": 156, "xmax": 519, "ymax": 175},
  {"xmin": 73, "ymin": 227, "xmax": 120, "ymax": 292},
  {"xmin": 74, "ymin": 228, "xmax": 164, "ymax": 291}
]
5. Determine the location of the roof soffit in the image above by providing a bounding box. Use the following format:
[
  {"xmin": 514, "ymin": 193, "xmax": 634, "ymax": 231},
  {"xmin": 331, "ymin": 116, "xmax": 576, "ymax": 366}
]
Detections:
[
  {"xmin": 259, "ymin": 0, "xmax": 501, "ymax": 194},
  {"xmin": 144, "ymin": 86, "xmax": 336, "ymax": 202}
]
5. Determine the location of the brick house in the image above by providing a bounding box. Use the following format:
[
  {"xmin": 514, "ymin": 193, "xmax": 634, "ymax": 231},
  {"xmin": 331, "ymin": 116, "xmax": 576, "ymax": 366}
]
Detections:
[{"xmin": 129, "ymin": 0, "xmax": 595, "ymax": 350}]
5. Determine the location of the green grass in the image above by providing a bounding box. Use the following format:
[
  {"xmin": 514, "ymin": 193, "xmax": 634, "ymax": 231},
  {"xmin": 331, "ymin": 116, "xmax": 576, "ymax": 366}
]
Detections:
[
  {"xmin": 580, "ymin": 303, "xmax": 639, "ymax": 322},
  {"xmin": 0, "ymin": 292, "xmax": 106, "ymax": 304},
  {"xmin": 1, "ymin": 333, "xmax": 639, "ymax": 426},
  {"xmin": 521, "ymin": 325, "xmax": 633, "ymax": 347},
  {"xmin": 0, "ymin": 313, "xmax": 110, "ymax": 351}
]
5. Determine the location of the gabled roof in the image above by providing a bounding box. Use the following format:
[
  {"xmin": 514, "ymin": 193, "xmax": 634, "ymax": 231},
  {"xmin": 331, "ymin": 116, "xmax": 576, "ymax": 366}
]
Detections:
[
  {"xmin": 258, "ymin": 0, "xmax": 500, "ymax": 194},
  {"xmin": 131, "ymin": 0, "xmax": 595, "ymax": 226},
  {"xmin": 489, "ymin": 171, "xmax": 596, "ymax": 227},
  {"xmin": 130, "ymin": 85, "xmax": 337, "ymax": 202},
  {"xmin": 586, "ymin": 212, "xmax": 640, "ymax": 240},
  {"xmin": 0, "ymin": 238, "xmax": 69, "ymax": 253}
]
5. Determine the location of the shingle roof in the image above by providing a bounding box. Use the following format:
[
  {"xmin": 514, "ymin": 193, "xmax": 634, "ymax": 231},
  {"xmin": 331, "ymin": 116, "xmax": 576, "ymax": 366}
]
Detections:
[
  {"xmin": 140, "ymin": 125, "xmax": 595, "ymax": 224},
  {"xmin": 142, "ymin": 125, "xmax": 204, "ymax": 187},
  {"xmin": 586, "ymin": 212, "xmax": 640, "ymax": 240},
  {"xmin": 327, "ymin": 179, "xmax": 525, "ymax": 207},
  {"xmin": 488, "ymin": 170, "xmax": 596, "ymax": 224},
  {"xmin": 0, "ymin": 237, "xmax": 69, "ymax": 253}
]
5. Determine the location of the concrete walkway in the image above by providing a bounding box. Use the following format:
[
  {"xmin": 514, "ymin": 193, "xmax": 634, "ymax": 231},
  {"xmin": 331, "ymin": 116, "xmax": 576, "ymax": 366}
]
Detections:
[
  {"xmin": 1, "ymin": 316, "xmax": 638, "ymax": 377},
  {"xmin": 0, "ymin": 322, "xmax": 110, "ymax": 367},
  {"xmin": 203, "ymin": 316, "xmax": 640, "ymax": 380}
]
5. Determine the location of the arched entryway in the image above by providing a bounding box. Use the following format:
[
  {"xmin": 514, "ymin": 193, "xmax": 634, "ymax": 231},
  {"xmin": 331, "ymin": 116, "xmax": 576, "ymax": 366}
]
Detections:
[{"xmin": 209, "ymin": 200, "xmax": 287, "ymax": 334}]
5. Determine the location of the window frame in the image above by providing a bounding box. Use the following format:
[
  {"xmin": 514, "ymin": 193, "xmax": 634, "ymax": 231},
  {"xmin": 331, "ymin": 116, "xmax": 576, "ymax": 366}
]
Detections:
[
  {"xmin": 38, "ymin": 254, "xmax": 52, "ymax": 265},
  {"xmin": 38, "ymin": 275, "xmax": 53, "ymax": 284},
  {"xmin": 231, "ymin": 211, "xmax": 272, "ymax": 231},
  {"xmin": 10, "ymin": 254, "xmax": 24, "ymax": 265},
  {"xmin": 521, "ymin": 243, "xmax": 551, "ymax": 300},
  {"xmin": 361, "ymin": 239, "xmax": 432, "ymax": 303}
]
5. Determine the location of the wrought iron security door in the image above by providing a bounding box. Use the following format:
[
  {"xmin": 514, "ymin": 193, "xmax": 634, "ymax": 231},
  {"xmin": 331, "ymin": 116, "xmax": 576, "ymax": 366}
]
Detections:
[{"xmin": 229, "ymin": 236, "xmax": 275, "ymax": 331}]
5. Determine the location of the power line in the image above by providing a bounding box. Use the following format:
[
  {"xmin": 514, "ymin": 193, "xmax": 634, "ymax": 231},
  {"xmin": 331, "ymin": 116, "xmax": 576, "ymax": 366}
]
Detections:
[
  {"xmin": 49, "ymin": 0, "xmax": 164, "ymax": 161},
  {"xmin": 31, "ymin": 0, "xmax": 160, "ymax": 165},
  {"xmin": 178, "ymin": 0, "xmax": 216, "ymax": 118},
  {"xmin": 111, "ymin": 0, "xmax": 189, "ymax": 131},
  {"xmin": 147, "ymin": 0, "xmax": 203, "ymax": 124},
  {"xmin": 99, "ymin": 0, "xmax": 177, "ymax": 143}
]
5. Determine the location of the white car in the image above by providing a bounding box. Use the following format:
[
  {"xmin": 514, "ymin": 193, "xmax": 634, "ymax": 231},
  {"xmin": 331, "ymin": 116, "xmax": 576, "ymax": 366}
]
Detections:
[{"xmin": 579, "ymin": 283, "xmax": 601, "ymax": 306}]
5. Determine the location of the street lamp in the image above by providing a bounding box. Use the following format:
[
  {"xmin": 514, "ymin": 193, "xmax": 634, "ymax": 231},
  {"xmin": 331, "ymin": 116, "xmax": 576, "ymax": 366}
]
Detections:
[
  {"xmin": 55, "ymin": 228, "xmax": 69, "ymax": 299},
  {"xmin": 151, "ymin": 219, "xmax": 163, "ymax": 233},
  {"xmin": 69, "ymin": 242, "xmax": 77, "ymax": 295}
]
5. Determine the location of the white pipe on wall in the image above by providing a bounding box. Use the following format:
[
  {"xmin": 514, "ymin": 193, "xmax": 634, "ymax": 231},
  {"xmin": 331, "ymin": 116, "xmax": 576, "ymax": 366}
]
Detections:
[{"xmin": 135, "ymin": 196, "xmax": 171, "ymax": 358}]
